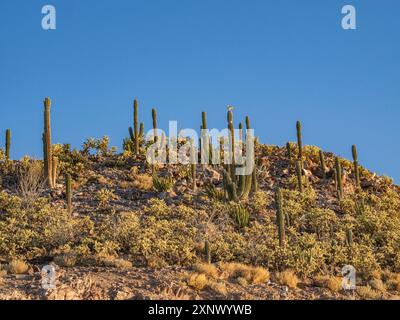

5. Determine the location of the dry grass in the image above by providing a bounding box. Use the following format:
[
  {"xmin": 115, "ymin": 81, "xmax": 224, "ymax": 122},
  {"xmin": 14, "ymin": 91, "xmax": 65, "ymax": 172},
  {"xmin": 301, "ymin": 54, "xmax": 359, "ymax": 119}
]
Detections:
[
  {"xmin": 207, "ymin": 280, "xmax": 228, "ymax": 296},
  {"xmin": 357, "ymin": 285, "xmax": 382, "ymax": 300},
  {"xmin": 188, "ymin": 273, "xmax": 208, "ymax": 290},
  {"xmin": 99, "ymin": 256, "xmax": 133, "ymax": 269},
  {"xmin": 275, "ymin": 270, "xmax": 299, "ymax": 289},
  {"xmin": 193, "ymin": 263, "xmax": 218, "ymax": 279},
  {"xmin": 53, "ymin": 253, "xmax": 77, "ymax": 267},
  {"xmin": 314, "ymin": 275, "xmax": 342, "ymax": 292},
  {"xmin": 8, "ymin": 259, "xmax": 29, "ymax": 275},
  {"xmin": 369, "ymin": 278, "xmax": 386, "ymax": 293},
  {"xmin": 219, "ymin": 263, "xmax": 269, "ymax": 285}
]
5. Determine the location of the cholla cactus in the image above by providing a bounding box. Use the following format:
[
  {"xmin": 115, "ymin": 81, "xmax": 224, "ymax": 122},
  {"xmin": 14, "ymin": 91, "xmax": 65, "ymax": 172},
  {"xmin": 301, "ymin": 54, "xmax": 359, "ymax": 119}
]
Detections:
[
  {"xmin": 66, "ymin": 173, "xmax": 72, "ymax": 215},
  {"xmin": 5, "ymin": 129, "xmax": 11, "ymax": 160},
  {"xmin": 43, "ymin": 97, "xmax": 54, "ymax": 188},
  {"xmin": 275, "ymin": 188, "xmax": 286, "ymax": 247},
  {"xmin": 352, "ymin": 145, "xmax": 361, "ymax": 189}
]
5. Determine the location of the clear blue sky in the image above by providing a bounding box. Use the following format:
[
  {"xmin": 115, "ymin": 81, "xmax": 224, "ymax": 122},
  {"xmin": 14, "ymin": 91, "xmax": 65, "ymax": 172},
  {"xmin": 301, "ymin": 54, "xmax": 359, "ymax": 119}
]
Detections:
[{"xmin": 0, "ymin": 0, "xmax": 399, "ymax": 181}]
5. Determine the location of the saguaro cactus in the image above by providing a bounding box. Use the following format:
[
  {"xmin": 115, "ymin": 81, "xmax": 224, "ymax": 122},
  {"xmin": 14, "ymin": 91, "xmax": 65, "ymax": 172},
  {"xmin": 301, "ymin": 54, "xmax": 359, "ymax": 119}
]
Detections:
[
  {"xmin": 286, "ymin": 142, "xmax": 292, "ymax": 172},
  {"xmin": 319, "ymin": 150, "xmax": 326, "ymax": 180},
  {"xmin": 335, "ymin": 157, "xmax": 343, "ymax": 200},
  {"xmin": 5, "ymin": 129, "xmax": 11, "ymax": 160},
  {"xmin": 52, "ymin": 157, "xmax": 58, "ymax": 187},
  {"xmin": 66, "ymin": 173, "xmax": 72, "ymax": 215},
  {"xmin": 296, "ymin": 121, "xmax": 303, "ymax": 168},
  {"xmin": 43, "ymin": 97, "xmax": 54, "ymax": 188},
  {"xmin": 190, "ymin": 139, "xmax": 197, "ymax": 191},
  {"xmin": 296, "ymin": 160, "xmax": 303, "ymax": 193},
  {"xmin": 352, "ymin": 145, "xmax": 360, "ymax": 189},
  {"xmin": 346, "ymin": 229, "xmax": 353, "ymax": 246},
  {"xmin": 134, "ymin": 99, "xmax": 139, "ymax": 154},
  {"xmin": 152, "ymin": 108, "xmax": 157, "ymax": 143},
  {"xmin": 275, "ymin": 188, "xmax": 286, "ymax": 247},
  {"xmin": 139, "ymin": 122, "xmax": 144, "ymax": 139}
]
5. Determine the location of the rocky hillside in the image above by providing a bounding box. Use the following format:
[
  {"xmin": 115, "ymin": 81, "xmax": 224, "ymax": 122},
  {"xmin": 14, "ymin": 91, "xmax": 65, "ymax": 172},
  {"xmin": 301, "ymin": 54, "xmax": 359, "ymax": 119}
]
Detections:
[{"xmin": 1, "ymin": 134, "xmax": 400, "ymax": 300}]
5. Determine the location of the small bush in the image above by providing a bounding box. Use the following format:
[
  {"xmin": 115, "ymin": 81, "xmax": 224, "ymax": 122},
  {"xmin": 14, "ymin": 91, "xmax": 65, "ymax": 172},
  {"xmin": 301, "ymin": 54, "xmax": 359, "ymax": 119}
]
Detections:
[
  {"xmin": 275, "ymin": 270, "xmax": 298, "ymax": 289},
  {"xmin": 8, "ymin": 259, "xmax": 29, "ymax": 274}
]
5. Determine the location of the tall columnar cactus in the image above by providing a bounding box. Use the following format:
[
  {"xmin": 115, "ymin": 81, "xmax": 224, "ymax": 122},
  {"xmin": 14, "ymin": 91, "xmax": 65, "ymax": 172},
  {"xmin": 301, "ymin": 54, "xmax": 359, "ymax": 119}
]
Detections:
[
  {"xmin": 43, "ymin": 97, "xmax": 54, "ymax": 188},
  {"xmin": 222, "ymin": 169, "xmax": 237, "ymax": 202},
  {"xmin": 190, "ymin": 139, "xmax": 197, "ymax": 191},
  {"xmin": 346, "ymin": 229, "xmax": 353, "ymax": 246},
  {"xmin": 295, "ymin": 160, "xmax": 303, "ymax": 193},
  {"xmin": 202, "ymin": 111, "xmax": 207, "ymax": 130},
  {"xmin": 204, "ymin": 240, "xmax": 211, "ymax": 264},
  {"xmin": 275, "ymin": 188, "xmax": 286, "ymax": 247},
  {"xmin": 240, "ymin": 116, "xmax": 253, "ymax": 199},
  {"xmin": 335, "ymin": 157, "xmax": 343, "ymax": 200},
  {"xmin": 5, "ymin": 129, "xmax": 11, "ymax": 160},
  {"xmin": 227, "ymin": 108, "xmax": 235, "ymax": 181},
  {"xmin": 319, "ymin": 150, "xmax": 326, "ymax": 180},
  {"xmin": 66, "ymin": 173, "xmax": 72, "ymax": 216},
  {"xmin": 152, "ymin": 108, "xmax": 157, "ymax": 143},
  {"xmin": 134, "ymin": 99, "xmax": 139, "ymax": 154},
  {"xmin": 286, "ymin": 142, "xmax": 292, "ymax": 172},
  {"xmin": 129, "ymin": 127, "xmax": 134, "ymax": 142},
  {"xmin": 352, "ymin": 145, "xmax": 360, "ymax": 189},
  {"xmin": 139, "ymin": 122, "xmax": 144, "ymax": 139},
  {"xmin": 296, "ymin": 121, "xmax": 303, "ymax": 168},
  {"xmin": 52, "ymin": 157, "xmax": 58, "ymax": 187}
]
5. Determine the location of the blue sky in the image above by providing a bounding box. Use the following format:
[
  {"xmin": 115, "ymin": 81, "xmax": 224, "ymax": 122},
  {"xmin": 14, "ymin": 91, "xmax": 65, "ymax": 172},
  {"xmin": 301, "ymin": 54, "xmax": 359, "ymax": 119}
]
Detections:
[{"xmin": 0, "ymin": 0, "xmax": 399, "ymax": 181}]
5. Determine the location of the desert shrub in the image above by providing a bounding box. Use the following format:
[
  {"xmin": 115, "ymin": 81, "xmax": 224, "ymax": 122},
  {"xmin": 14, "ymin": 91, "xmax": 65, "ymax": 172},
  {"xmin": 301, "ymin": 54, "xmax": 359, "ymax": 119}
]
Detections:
[
  {"xmin": 52, "ymin": 143, "xmax": 87, "ymax": 178},
  {"xmin": 7, "ymin": 259, "xmax": 29, "ymax": 274},
  {"xmin": 281, "ymin": 188, "xmax": 317, "ymax": 229},
  {"xmin": 249, "ymin": 190, "xmax": 271, "ymax": 213},
  {"xmin": 275, "ymin": 270, "xmax": 298, "ymax": 289},
  {"xmin": 0, "ymin": 192, "xmax": 93, "ymax": 259},
  {"xmin": 153, "ymin": 175, "xmax": 173, "ymax": 192},
  {"xmin": 314, "ymin": 275, "xmax": 342, "ymax": 292},
  {"xmin": 16, "ymin": 157, "xmax": 45, "ymax": 202},
  {"xmin": 304, "ymin": 208, "xmax": 338, "ymax": 240},
  {"xmin": 95, "ymin": 188, "xmax": 117, "ymax": 209},
  {"xmin": 82, "ymin": 136, "xmax": 116, "ymax": 157},
  {"xmin": 134, "ymin": 216, "xmax": 197, "ymax": 266},
  {"xmin": 187, "ymin": 273, "xmax": 208, "ymax": 290}
]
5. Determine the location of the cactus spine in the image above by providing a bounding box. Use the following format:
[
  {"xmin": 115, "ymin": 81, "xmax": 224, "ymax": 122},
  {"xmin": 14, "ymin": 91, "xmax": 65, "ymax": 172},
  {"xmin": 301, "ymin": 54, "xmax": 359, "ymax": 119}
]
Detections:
[
  {"xmin": 5, "ymin": 129, "xmax": 11, "ymax": 160},
  {"xmin": 66, "ymin": 173, "xmax": 72, "ymax": 216},
  {"xmin": 295, "ymin": 160, "xmax": 303, "ymax": 193},
  {"xmin": 43, "ymin": 97, "xmax": 54, "ymax": 188},
  {"xmin": 352, "ymin": 145, "xmax": 360, "ymax": 189},
  {"xmin": 335, "ymin": 157, "xmax": 343, "ymax": 200},
  {"xmin": 275, "ymin": 188, "xmax": 286, "ymax": 247},
  {"xmin": 134, "ymin": 99, "xmax": 139, "ymax": 154},
  {"xmin": 319, "ymin": 150, "xmax": 326, "ymax": 180}
]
